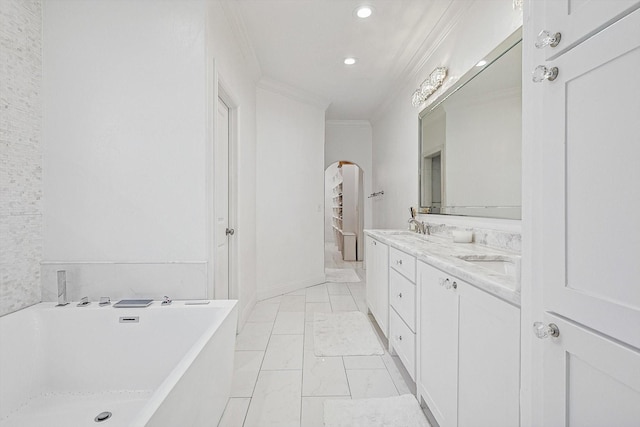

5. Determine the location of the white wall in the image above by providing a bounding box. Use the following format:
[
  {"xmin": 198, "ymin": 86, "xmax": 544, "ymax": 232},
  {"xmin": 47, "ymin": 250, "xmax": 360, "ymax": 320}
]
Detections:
[
  {"xmin": 256, "ymin": 85, "xmax": 326, "ymax": 300},
  {"xmin": 206, "ymin": 1, "xmax": 259, "ymax": 327},
  {"xmin": 41, "ymin": 0, "xmax": 259, "ymax": 324},
  {"xmin": 371, "ymin": 0, "xmax": 522, "ymax": 229},
  {"xmin": 0, "ymin": 0, "xmax": 42, "ymax": 316}
]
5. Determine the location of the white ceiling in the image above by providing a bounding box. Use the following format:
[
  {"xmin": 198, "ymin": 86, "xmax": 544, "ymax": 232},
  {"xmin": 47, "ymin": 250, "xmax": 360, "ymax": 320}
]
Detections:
[{"xmin": 235, "ymin": 0, "xmax": 456, "ymax": 120}]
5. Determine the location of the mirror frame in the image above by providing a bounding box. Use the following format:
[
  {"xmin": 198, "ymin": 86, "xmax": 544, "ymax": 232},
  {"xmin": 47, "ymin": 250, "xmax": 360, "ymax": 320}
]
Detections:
[{"xmin": 418, "ymin": 27, "xmax": 523, "ymax": 219}]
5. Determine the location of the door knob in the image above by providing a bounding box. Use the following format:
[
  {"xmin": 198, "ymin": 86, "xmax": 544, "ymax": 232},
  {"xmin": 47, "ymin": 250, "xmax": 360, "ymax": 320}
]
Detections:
[
  {"xmin": 225, "ymin": 228, "xmax": 235, "ymax": 236},
  {"xmin": 535, "ymin": 30, "xmax": 562, "ymax": 48},
  {"xmin": 532, "ymin": 65, "xmax": 559, "ymax": 83},
  {"xmin": 533, "ymin": 322, "xmax": 560, "ymax": 339}
]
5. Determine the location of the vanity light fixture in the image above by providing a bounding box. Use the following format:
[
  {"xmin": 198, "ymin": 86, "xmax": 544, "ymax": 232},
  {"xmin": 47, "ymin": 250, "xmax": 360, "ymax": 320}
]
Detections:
[
  {"xmin": 356, "ymin": 6, "xmax": 373, "ymax": 18},
  {"xmin": 411, "ymin": 67, "xmax": 447, "ymax": 107},
  {"xmin": 476, "ymin": 60, "xmax": 487, "ymax": 67},
  {"xmin": 344, "ymin": 57, "xmax": 357, "ymax": 65}
]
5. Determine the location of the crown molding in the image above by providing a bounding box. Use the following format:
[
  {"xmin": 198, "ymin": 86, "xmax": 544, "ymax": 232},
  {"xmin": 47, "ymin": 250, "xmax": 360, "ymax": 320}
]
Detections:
[
  {"xmin": 258, "ymin": 77, "xmax": 331, "ymax": 111},
  {"xmin": 370, "ymin": 0, "xmax": 474, "ymax": 123},
  {"xmin": 219, "ymin": 0, "xmax": 262, "ymax": 80},
  {"xmin": 326, "ymin": 120, "xmax": 372, "ymax": 127}
]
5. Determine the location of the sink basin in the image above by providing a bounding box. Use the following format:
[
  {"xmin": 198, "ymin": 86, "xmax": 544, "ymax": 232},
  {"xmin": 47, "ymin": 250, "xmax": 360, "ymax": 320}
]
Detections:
[
  {"xmin": 455, "ymin": 255, "xmax": 520, "ymax": 278},
  {"xmin": 377, "ymin": 230, "xmax": 444, "ymax": 243}
]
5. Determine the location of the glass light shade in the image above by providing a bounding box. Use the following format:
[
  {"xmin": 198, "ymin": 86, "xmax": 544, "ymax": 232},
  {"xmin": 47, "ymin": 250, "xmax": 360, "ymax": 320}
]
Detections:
[{"xmin": 356, "ymin": 6, "xmax": 372, "ymax": 18}]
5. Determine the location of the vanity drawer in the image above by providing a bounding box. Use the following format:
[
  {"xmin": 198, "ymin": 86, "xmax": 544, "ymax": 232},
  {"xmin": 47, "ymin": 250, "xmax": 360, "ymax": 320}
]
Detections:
[
  {"xmin": 389, "ymin": 307, "xmax": 416, "ymax": 381},
  {"xmin": 389, "ymin": 247, "xmax": 416, "ymax": 282},
  {"xmin": 390, "ymin": 268, "xmax": 416, "ymax": 332}
]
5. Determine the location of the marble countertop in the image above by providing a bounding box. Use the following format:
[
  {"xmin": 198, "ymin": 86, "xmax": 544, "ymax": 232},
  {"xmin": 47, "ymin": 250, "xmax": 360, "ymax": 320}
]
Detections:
[{"xmin": 365, "ymin": 229, "xmax": 521, "ymax": 306}]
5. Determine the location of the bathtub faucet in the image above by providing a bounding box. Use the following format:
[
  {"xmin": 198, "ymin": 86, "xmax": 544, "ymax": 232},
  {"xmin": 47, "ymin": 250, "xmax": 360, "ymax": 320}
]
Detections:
[{"xmin": 56, "ymin": 271, "xmax": 70, "ymax": 306}]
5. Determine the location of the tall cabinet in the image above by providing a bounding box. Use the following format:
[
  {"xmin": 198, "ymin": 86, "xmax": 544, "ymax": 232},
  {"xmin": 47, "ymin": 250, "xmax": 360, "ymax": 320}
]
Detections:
[{"xmin": 527, "ymin": 2, "xmax": 640, "ymax": 425}]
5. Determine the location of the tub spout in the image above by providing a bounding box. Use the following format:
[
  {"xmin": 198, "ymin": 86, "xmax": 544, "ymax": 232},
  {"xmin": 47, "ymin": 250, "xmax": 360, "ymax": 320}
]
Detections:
[{"xmin": 56, "ymin": 271, "xmax": 69, "ymax": 306}]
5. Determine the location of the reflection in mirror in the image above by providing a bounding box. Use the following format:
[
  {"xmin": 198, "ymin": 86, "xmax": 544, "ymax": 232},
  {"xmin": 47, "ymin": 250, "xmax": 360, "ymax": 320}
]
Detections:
[{"xmin": 419, "ymin": 30, "xmax": 522, "ymax": 220}]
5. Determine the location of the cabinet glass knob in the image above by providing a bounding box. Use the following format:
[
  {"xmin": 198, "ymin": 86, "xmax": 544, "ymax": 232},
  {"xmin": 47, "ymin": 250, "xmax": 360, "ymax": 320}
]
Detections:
[
  {"xmin": 398, "ymin": 292, "xmax": 403, "ymax": 298},
  {"xmin": 535, "ymin": 30, "xmax": 562, "ymax": 48},
  {"xmin": 532, "ymin": 65, "xmax": 559, "ymax": 83},
  {"xmin": 398, "ymin": 335, "xmax": 403, "ymax": 341},
  {"xmin": 444, "ymin": 278, "xmax": 452, "ymax": 290},
  {"xmin": 396, "ymin": 259, "xmax": 403, "ymax": 265},
  {"xmin": 533, "ymin": 322, "xmax": 560, "ymax": 339},
  {"xmin": 452, "ymin": 281, "xmax": 457, "ymax": 290}
]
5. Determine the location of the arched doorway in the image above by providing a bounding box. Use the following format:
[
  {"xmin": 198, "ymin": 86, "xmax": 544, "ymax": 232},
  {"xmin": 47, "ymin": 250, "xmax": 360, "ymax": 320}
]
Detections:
[{"xmin": 324, "ymin": 161, "xmax": 365, "ymax": 266}]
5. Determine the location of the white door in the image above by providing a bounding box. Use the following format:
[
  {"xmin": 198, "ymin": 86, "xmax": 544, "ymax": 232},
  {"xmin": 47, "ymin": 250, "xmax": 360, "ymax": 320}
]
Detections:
[
  {"xmin": 214, "ymin": 97, "xmax": 231, "ymax": 299},
  {"xmin": 457, "ymin": 283, "xmax": 520, "ymax": 427},
  {"xmin": 541, "ymin": 314, "xmax": 640, "ymax": 426},
  {"xmin": 541, "ymin": 0, "xmax": 640, "ymax": 59},
  {"xmin": 418, "ymin": 262, "xmax": 458, "ymax": 427},
  {"xmin": 531, "ymin": 7, "xmax": 640, "ymax": 425}
]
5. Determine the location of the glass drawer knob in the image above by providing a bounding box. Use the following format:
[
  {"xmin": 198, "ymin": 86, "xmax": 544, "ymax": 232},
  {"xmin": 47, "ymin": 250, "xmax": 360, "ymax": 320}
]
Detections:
[
  {"xmin": 535, "ymin": 30, "xmax": 562, "ymax": 48},
  {"xmin": 533, "ymin": 322, "xmax": 560, "ymax": 339},
  {"xmin": 532, "ymin": 65, "xmax": 559, "ymax": 83}
]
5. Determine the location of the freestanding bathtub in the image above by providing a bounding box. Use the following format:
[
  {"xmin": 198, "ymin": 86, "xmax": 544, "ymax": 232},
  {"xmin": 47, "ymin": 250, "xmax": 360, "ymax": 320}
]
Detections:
[{"xmin": 0, "ymin": 300, "xmax": 237, "ymax": 427}]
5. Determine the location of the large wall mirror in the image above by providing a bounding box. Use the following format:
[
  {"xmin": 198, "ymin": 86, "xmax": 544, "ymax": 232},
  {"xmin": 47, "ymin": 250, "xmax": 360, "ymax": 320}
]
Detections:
[{"xmin": 419, "ymin": 29, "xmax": 522, "ymax": 220}]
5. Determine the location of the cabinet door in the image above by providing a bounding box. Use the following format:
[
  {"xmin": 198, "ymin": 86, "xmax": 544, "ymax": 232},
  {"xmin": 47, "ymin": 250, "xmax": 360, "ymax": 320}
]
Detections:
[
  {"xmin": 542, "ymin": 0, "xmax": 640, "ymax": 59},
  {"xmin": 418, "ymin": 262, "xmax": 458, "ymax": 427},
  {"xmin": 375, "ymin": 240, "xmax": 389, "ymax": 337},
  {"xmin": 540, "ymin": 9, "xmax": 640, "ymax": 350},
  {"xmin": 457, "ymin": 283, "xmax": 520, "ymax": 427},
  {"xmin": 542, "ymin": 314, "xmax": 640, "ymax": 426},
  {"xmin": 366, "ymin": 237, "xmax": 389, "ymax": 337},
  {"xmin": 365, "ymin": 236, "xmax": 377, "ymax": 316}
]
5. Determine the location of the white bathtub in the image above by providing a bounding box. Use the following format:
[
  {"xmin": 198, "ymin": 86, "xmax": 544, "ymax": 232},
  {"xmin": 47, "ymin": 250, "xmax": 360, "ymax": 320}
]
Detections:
[{"xmin": 0, "ymin": 300, "xmax": 237, "ymax": 427}]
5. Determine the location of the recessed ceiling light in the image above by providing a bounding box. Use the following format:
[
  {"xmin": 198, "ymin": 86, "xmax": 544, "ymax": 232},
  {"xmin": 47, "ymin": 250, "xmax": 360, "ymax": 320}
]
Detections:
[
  {"xmin": 476, "ymin": 60, "xmax": 488, "ymax": 67},
  {"xmin": 356, "ymin": 6, "xmax": 373, "ymax": 18},
  {"xmin": 344, "ymin": 57, "xmax": 357, "ymax": 65}
]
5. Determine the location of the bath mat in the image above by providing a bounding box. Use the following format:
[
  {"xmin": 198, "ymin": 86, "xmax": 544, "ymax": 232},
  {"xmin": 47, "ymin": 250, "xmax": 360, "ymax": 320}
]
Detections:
[
  {"xmin": 313, "ymin": 311, "xmax": 384, "ymax": 356},
  {"xmin": 324, "ymin": 394, "xmax": 431, "ymax": 427},
  {"xmin": 325, "ymin": 268, "xmax": 361, "ymax": 283}
]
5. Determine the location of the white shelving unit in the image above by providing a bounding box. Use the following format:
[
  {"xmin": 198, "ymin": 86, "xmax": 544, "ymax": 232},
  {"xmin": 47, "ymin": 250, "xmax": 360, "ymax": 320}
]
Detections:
[{"xmin": 330, "ymin": 163, "xmax": 360, "ymax": 260}]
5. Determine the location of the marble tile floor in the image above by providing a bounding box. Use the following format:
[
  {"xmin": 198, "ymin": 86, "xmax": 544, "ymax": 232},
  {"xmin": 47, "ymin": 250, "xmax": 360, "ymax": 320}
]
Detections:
[{"xmin": 218, "ymin": 245, "xmax": 416, "ymax": 427}]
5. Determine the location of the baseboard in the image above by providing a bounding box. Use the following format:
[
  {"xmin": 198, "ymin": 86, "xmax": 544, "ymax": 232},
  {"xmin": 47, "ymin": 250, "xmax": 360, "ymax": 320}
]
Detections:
[{"xmin": 256, "ymin": 274, "xmax": 326, "ymax": 301}]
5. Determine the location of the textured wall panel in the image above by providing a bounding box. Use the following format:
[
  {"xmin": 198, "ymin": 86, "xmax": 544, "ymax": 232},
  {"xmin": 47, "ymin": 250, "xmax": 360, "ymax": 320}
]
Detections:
[{"xmin": 0, "ymin": 0, "xmax": 42, "ymax": 315}]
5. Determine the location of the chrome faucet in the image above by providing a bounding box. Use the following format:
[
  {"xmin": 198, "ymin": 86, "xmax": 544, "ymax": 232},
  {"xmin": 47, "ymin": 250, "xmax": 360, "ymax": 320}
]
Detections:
[
  {"xmin": 408, "ymin": 218, "xmax": 428, "ymax": 235},
  {"xmin": 56, "ymin": 270, "xmax": 69, "ymax": 306}
]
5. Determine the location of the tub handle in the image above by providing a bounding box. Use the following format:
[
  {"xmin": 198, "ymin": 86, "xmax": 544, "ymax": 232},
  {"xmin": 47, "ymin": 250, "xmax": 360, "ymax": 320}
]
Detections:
[
  {"xmin": 77, "ymin": 297, "xmax": 90, "ymax": 307},
  {"xmin": 162, "ymin": 296, "xmax": 172, "ymax": 305}
]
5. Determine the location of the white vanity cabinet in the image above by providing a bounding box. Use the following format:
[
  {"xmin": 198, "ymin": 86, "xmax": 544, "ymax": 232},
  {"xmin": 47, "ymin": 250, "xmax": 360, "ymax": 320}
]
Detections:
[
  {"xmin": 388, "ymin": 247, "xmax": 418, "ymax": 380},
  {"xmin": 417, "ymin": 261, "xmax": 520, "ymax": 427},
  {"xmin": 365, "ymin": 236, "xmax": 389, "ymax": 337}
]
